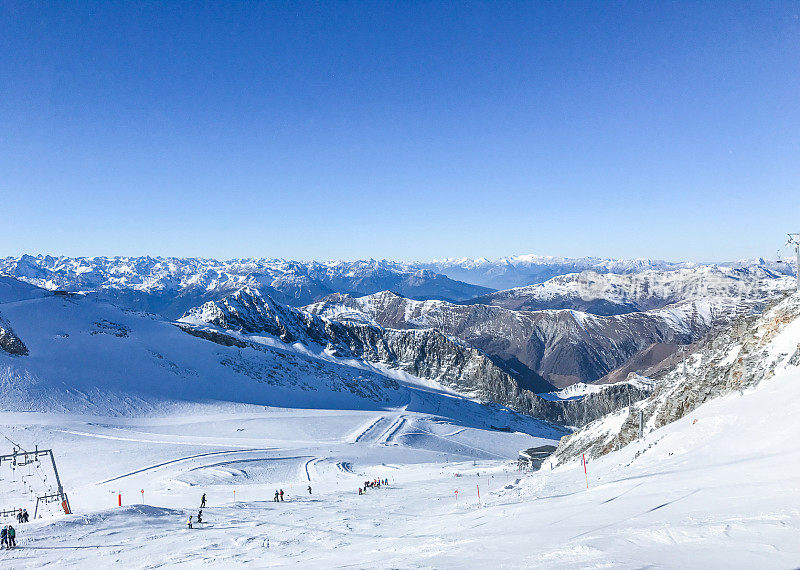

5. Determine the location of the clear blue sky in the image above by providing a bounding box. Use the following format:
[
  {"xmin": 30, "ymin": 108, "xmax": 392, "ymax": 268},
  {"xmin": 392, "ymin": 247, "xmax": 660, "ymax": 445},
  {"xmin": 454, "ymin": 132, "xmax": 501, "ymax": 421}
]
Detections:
[{"xmin": 2, "ymin": 1, "xmax": 798, "ymax": 262}]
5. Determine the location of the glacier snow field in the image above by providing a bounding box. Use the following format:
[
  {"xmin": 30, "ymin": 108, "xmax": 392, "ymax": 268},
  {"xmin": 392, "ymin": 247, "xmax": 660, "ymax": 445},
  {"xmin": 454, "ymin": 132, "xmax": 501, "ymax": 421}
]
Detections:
[{"xmin": 2, "ymin": 364, "xmax": 800, "ymax": 569}]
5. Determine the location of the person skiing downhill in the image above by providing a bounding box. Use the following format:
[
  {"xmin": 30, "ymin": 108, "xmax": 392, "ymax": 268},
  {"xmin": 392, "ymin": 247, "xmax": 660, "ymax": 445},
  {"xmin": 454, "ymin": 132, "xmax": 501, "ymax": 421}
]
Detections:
[
  {"xmin": 279, "ymin": 489, "xmax": 284, "ymax": 501},
  {"xmin": 1, "ymin": 526, "xmax": 7, "ymax": 549},
  {"xmin": 187, "ymin": 516, "xmax": 193, "ymax": 529},
  {"xmin": 307, "ymin": 486, "xmax": 312, "ymax": 495},
  {"xmin": 274, "ymin": 491, "xmax": 279, "ymax": 502},
  {"xmin": 200, "ymin": 493, "xmax": 206, "ymax": 508},
  {"xmin": 197, "ymin": 509, "xmax": 203, "ymax": 524},
  {"xmin": 7, "ymin": 526, "xmax": 15, "ymax": 548}
]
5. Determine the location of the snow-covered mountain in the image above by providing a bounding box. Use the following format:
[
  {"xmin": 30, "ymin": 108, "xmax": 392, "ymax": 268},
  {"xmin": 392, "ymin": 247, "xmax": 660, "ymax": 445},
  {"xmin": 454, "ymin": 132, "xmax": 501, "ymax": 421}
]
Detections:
[
  {"xmin": 0, "ymin": 255, "xmax": 491, "ymax": 318},
  {"xmin": 465, "ymin": 266, "xmax": 794, "ymax": 314},
  {"xmin": 305, "ymin": 290, "xmax": 754, "ymax": 388},
  {"xmin": 553, "ymin": 291, "xmax": 800, "ymax": 464},
  {"xmin": 416, "ymin": 254, "xmax": 795, "ymax": 290}
]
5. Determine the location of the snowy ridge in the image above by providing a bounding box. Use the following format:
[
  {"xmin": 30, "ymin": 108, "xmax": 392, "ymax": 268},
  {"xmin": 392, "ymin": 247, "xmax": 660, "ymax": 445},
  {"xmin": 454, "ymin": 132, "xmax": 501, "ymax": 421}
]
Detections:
[
  {"xmin": 419, "ymin": 254, "xmax": 795, "ymax": 290},
  {"xmin": 538, "ymin": 376, "xmax": 657, "ymax": 401},
  {"xmin": 466, "ymin": 266, "xmax": 793, "ymax": 314}
]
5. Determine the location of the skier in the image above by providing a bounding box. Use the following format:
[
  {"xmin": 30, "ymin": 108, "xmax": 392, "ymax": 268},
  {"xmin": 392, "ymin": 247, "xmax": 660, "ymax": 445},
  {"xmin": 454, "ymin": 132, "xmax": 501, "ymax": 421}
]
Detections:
[
  {"xmin": 200, "ymin": 493, "xmax": 206, "ymax": 508},
  {"xmin": 22, "ymin": 509, "xmax": 29, "ymax": 523},
  {"xmin": 187, "ymin": 515, "xmax": 193, "ymax": 529},
  {"xmin": 279, "ymin": 489, "xmax": 284, "ymax": 501},
  {"xmin": 7, "ymin": 525, "xmax": 14, "ymax": 548},
  {"xmin": 358, "ymin": 487, "xmax": 362, "ymax": 495},
  {"xmin": 1, "ymin": 526, "xmax": 7, "ymax": 549},
  {"xmin": 16, "ymin": 509, "xmax": 22, "ymax": 523},
  {"xmin": 307, "ymin": 485, "xmax": 312, "ymax": 495},
  {"xmin": 274, "ymin": 490, "xmax": 279, "ymax": 502},
  {"xmin": 197, "ymin": 509, "xmax": 203, "ymax": 524}
]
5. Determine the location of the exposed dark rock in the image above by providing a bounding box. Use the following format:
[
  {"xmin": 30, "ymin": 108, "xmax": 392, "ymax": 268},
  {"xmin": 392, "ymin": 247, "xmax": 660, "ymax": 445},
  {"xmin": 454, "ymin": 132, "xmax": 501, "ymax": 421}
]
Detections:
[{"xmin": 0, "ymin": 313, "xmax": 28, "ymax": 356}]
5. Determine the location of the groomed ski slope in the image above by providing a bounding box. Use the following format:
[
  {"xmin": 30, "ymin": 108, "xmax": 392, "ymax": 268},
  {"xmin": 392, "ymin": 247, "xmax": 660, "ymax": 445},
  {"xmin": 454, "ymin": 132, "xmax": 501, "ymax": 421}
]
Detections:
[{"xmin": 1, "ymin": 360, "xmax": 799, "ymax": 568}]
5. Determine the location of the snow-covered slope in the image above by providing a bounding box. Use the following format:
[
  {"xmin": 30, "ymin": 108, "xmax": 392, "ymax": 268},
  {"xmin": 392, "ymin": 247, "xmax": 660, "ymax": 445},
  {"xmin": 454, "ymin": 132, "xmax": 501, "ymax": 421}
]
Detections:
[
  {"xmin": 0, "ymin": 255, "xmax": 491, "ymax": 318},
  {"xmin": 3, "ymin": 300, "xmax": 799, "ymax": 567},
  {"xmin": 466, "ymin": 266, "xmax": 793, "ymax": 314}
]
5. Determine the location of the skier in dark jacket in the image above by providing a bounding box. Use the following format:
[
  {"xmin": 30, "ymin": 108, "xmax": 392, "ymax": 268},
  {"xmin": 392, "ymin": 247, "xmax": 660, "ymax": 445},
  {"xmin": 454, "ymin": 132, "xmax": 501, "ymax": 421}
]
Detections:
[
  {"xmin": 307, "ymin": 486, "xmax": 312, "ymax": 495},
  {"xmin": 1, "ymin": 526, "xmax": 7, "ymax": 549},
  {"xmin": 200, "ymin": 493, "xmax": 206, "ymax": 508},
  {"xmin": 7, "ymin": 526, "xmax": 15, "ymax": 548},
  {"xmin": 197, "ymin": 509, "xmax": 203, "ymax": 524},
  {"xmin": 279, "ymin": 489, "xmax": 284, "ymax": 501},
  {"xmin": 22, "ymin": 509, "xmax": 29, "ymax": 523},
  {"xmin": 274, "ymin": 490, "xmax": 279, "ymax": 502}
]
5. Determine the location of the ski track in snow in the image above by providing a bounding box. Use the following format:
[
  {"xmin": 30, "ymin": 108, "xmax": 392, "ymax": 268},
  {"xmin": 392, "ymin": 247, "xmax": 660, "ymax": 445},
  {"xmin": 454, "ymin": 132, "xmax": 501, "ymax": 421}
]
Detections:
[{"xmin": 98, "ymin": 449, "xmax": 276, "ymax": 484}]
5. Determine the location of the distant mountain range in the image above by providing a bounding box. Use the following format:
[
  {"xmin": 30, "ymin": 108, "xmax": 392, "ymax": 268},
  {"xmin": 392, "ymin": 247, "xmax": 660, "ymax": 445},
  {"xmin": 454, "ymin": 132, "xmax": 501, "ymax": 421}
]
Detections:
[
  {"xmin": 416, "ymin": 254, "xmax": 795, "ymax": 290},
  {"xmin": 0, "ymin": 255, "xmax": 492, "ymax": 318},
  {"xmin": 463, "ymin": 266, "xmax": 794, "ymax": 315}
]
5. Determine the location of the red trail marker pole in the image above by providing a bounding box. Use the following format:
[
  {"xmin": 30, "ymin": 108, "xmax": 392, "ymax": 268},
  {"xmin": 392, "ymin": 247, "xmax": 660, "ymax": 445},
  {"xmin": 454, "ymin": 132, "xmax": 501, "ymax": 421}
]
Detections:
[
  {"xmin": 476, "ymin": 484, "xmax": 481, "ymax": 506},
  {"xmin": 140, "ymin": 489, "xmax": 144, "ymax": 503},
  {"xmin": 582, "ymin": 454, "xmax": 589, "ymax": 490},
  {"xmin": 118, "ymin": 493, "xmax": 122, "ymax": 507}
]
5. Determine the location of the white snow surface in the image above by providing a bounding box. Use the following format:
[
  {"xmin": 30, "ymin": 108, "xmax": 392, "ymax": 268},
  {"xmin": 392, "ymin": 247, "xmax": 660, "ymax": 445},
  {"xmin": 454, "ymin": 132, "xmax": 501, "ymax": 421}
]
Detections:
[
  {"xmin": 1, "ymin": 277, "xmax": 799, "ymax": 567},
  {"xmin": 1, "ymin": 338, "xmax": 799, "ymax": 566}
]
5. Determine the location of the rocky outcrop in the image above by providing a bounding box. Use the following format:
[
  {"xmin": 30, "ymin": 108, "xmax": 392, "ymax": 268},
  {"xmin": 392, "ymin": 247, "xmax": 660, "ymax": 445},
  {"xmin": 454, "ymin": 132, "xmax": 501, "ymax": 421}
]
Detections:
[
  {"xmin": 0, "ymin": 313, "xmax": 28, "ymax": 356},
  {"xmin": 553, "ymin": 292, "xmax": 800, "ymax": 464},
  {"xmin": 305, "ymin": 291, "xmax": 750, "ymax": 388}
]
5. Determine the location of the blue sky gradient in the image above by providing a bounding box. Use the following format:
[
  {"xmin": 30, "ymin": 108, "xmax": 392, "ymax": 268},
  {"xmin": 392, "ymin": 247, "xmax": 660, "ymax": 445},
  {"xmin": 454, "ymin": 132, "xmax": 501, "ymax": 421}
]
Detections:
[{"xmin": 2, "ymin": 1, "xmax": 799, "ymax": 261}]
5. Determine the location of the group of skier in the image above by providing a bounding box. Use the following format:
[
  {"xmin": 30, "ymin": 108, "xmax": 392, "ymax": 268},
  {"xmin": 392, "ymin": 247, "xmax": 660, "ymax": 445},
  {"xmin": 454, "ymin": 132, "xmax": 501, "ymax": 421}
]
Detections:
[
  {"xmin": 16, "ymin": 509, "xmax": 29, "ymax": 524},
  {"xmin": 358, "ymin": 478, "xmax": 388, "ymax": 495},
  {"xmin": 273, "ymin": 489, "xmax": 285, "ymax": 502},
  {"xmin": 0, "ymin": 525, "xmax": 16, "ymax": 549},
  {"xmin": 188, "ymin": 493, "xmax": 207, "ymax": 529}
]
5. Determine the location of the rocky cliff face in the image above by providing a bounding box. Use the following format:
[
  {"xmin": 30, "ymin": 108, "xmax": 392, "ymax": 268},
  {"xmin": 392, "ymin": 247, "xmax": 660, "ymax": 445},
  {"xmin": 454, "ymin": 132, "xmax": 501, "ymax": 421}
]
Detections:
[
  {"xmin": 305, "ymin": 291, "xmax": 748, "ymax": 388},
  {"xmin": 180, "ymin": 289, "xmax": 650, "ymax": 426},
  {"xmin": 553, "ymin": 292, "xmax": 800, "ymax": 464},
  {"xmin": 179, "ymin": 288, "xmax": 555, "ymax": 397},
  {"xmin": 0, "ymin": 313, "xmax": 28, "ymax": 356}
]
